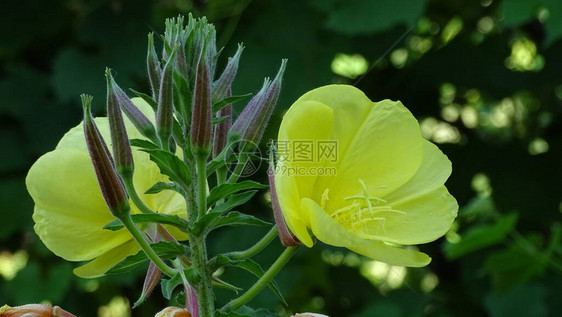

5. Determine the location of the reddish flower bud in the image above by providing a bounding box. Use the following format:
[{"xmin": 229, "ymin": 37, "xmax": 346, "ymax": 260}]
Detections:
[
  {"xmin": 82, "ymin": 95, "xmax": 130, "ymax": 218},
  {"xmin": 212, "ymin": 44, "xmax": 243, "ymax": 102},
  {"xmin": 147, "ymin": 32, "xmax": 162, "ymax": 99},
  {"xmin": 105, "ymin": 72, "xmax": 157, "ymax": 141},
  {"xmin": 157, "ymin": 46, "xmax": 178, "ymax": 150},
  {"xmin": 230, "ymin": 60, "xmax": 287, "ymax": 146},
  {"xmin": 0, "ymin": 304, "xmax": 76, "ymax": 317},
  {"xmin": 106, "ymin": 68, "xmax": 134, "ymax": 178},
  {"xmin": 268, "ymin": 151, "xmax": 300, "ymax": 246},
  {"xmin": 190, "ymin": 44, "xmax": 213, "ymax": 156},
  {"xmin": 212, "ymin": 88, "xmax": 232, "ymax": 158}
]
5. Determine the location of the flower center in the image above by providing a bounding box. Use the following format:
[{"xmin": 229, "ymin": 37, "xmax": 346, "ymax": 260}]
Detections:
[{"xmin": 325, "ymin": 179, "xmax": 405, "ymax": 231}]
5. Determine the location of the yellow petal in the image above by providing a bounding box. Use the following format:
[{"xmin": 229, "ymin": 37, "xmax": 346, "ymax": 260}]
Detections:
[
  {"xmin": 383, "ymin": 140, "xmax": 452, "ymax": 202},
  {"xmin": 275, "ymin": 170, "xmax": 314, "ymax": 247},
  {"xmin": 301, "ymin": 198, "xmax": 430, "ymax": 267},
  {"xmin": 28, "ymin": 149, "xmax": 131, "ymax": 261},
  {"xmin": 322, "ymin": 98, "xmax": 423, "ymax": 207},
  {"xmin": 73, "ymin": 239, "xmax": 140, "ymax": 278},
  {"xmin": 356, "ymin": 186, "xmax": 458, "ymax": 245}
]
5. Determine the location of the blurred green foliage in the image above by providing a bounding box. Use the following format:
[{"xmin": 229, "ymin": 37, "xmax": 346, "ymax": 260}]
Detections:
[{"xmin": 1, "ymin": 0, "xmax": 561, "ymax": 316}]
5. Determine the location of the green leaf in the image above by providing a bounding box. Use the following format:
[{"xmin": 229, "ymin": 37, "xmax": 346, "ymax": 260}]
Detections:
[
  {"xmin": 217, "ymin": 307, "xmax": 278, "ymax": 317},
  {"xmin": 130, "ymin": 89, "xmax": 158, "ymax": 111},
  {"xmin": 173, "ymin": 69, "xmax": 192, "ymax": 126},
  {"xmin": 141, "ymin": 148, "xmax": 191, "ymax": 189},
  {"xmin": 212, "ymin": 93, "xmax": 252, "ymax": 112},
  {"xmin": 213, "ymin": 276, "xmax": 242, "ymax": 293},
  {"xmin": 208, "ymin": 181, "xmax": 268, "ymax": 207},
  {"xmin": 130, "ymin": 138, "xmax": 160, "ymax": 150},
  {"xmin": 103, "ymin": 213, "xmax": 188, "ymax": 232},
  {"xmin": 145, "ymin": 181, "xmax": 184, "ymax": 195},
  {"xmin": 236, "ymin": 259, "xmax": 286, "ymax": 305},
  {"xmin": 107, "ymin": 241, "xmax": 187, "ymax": 274},
  {"xmin": 161, "ymin": 273, "xmax": 183, "ymax": 300},
  {"xmin": 444, "ymin": 213, "xmax": 519, "ymax": 260},
  {"xmin": 209, "ymin": 211, "xmax": 270, "ymax": 230},
  {"xmin": 211, "ymin": 190, "xmax": 259, "ymax": 214},
  {"xmin": 213, "ymin": 115, "xmax": 229, "ymax": 124},
  {"xmin": 319, "ymin": 0, "xmax": 424, "ymax": 35},
  {"xmin": 484, "ymin": 232, "xmax": 557, "ymax": 292}
]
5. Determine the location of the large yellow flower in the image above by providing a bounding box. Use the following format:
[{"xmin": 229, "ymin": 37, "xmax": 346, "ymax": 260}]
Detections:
[
  {"xmin": 274, "ymin": 85, "xmax": 458, "ymax": 267},
  {"xmin": 26, "ymin": 98, "xmax": 186, "ymax": 278}
]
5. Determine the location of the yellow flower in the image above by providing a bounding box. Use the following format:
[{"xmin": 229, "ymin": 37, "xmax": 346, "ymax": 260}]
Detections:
[
  {"xmin": 26, "ymin": 98, "xmax": 187, "ymax": 278},
  {"xmin": 274, "ymin": 85, "xmax": 458, "ymax": 267}
]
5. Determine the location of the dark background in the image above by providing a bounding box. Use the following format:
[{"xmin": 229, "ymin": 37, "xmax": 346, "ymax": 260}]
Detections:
[{"xmin": 1, "ymin": 0, "xmax": 561, "ymax": 316}]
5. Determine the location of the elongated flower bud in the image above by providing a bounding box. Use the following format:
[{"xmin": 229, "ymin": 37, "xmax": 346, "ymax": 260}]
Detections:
[
  {"xmin": 0, "ymin": 304, "xmax": 76, "ymax": 317},
  {"xmin": 157, "ymin": 46, "xmax": 178, "ymax": 150},
  {"xmin": 212, "ymin": 44, "xmax": 243, "ymax": 102},
  {"xmin": 105, "ymin": 73, "xmax": 157, "ymax": 141},
  {"xmin": 230, "ymin": 79, "xmax": 270, "ymax": 139},
  {"xmin": 147, "ymin": 33, "xmax": 162, "ymax": 99},
  {"xmin": 82, "ymin": 94, "xmax": 130, "ymax": 218},
  {"xmin": 268, "ymin": 148, "xmax": 300, "ymax": 246},
  {"xmin": 190, "ymin": 45, "xmax": 212, "ymax": 156},
  {"xmin": 133, "ymin": 230, "xmax": 162, "ymax": 309},
  {"xmin": 212, "ymin": 88, "xmax": 232, "ymax": 158},
  {"xmin": 106, "ymin": 68, "xmax": 134, "ymax": 178},
  {"xmin": 231, "ymin": 60, "xmax": 286, "ymax": 145}
]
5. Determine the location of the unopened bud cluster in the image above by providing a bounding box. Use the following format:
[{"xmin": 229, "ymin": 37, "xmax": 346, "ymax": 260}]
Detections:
[{"xmin": 81, "ymin": 14, "xmax": 287, "ymax": 219}]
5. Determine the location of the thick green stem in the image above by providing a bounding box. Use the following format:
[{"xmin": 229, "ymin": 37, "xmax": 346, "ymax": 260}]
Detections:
[
  {"xmin": 119, "ymin": 213, "xmax": 176, "ymax": 277},
  {"xmin": 227, "ymin": 226, "xmax": 278, "ymax": 261},
  {"xmin": 191, "ymin": 236, "xmax": 215, "ymax": 317},
  {"xmin": 221, "ymin": 246, "xmax": 300, "ymax": 312},
  {"xmin": 122, "ymin": 175, "xmax": 155, "ymax": 214}
]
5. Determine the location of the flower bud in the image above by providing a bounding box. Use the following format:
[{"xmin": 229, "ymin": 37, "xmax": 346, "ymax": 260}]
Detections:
[
  {"xmin": 212, "ymin": 88, "xmax": 232, "ymax": 158},
  {"xmin": 82, "ymin": 94, "xmax": 130, "ymax": 219},
  {"xmin": 268, "ymin": 148, "xmax": 300, "ymax": 246},
  {"xmin": 106, "ymin": 68, "xmax": 134, "ymax": 178},
  {"xmin": 212, "ymin": 44, "xmax": 243, "ymax": 102},
  {"xmin": 164, "ymin": 16, "xmax": 190, "ymax": 80},
  {"xmin": 105, "ymin": 72, "xmax": 157, "ymax": 141},
  {"xmin": 157, "ymin": 45, "xmax": 178, "ymax": 150},
  {"xmin": 231, "ymin": 60, "xmax": 286, "ymax": 146},
  {"xmin": 155, "ymin": 307, "xmax": 192, "ymax": 317},
  {"xmin": 0, "ymin": 304, "xmax": 76, "ymax": 317},
  {"xmin": 190, "ymin": 44, "xmax": 213, "ymax": 156},
  {"xmin": 147, "ymin": 32, "xmax": 162, "ymax": 99}
]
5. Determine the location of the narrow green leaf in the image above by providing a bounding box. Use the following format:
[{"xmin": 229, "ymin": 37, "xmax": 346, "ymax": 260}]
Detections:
[
  {"xmin": 130, "ymin": 89, "xmax": 158, "ymax": 111},
  {"xmin": 235, "ymin": 259, "xmax": 287, "ymax": 306},
  {"xmin": 212, "ymin": 93, "xmax": 252, "ymax": 112},
  {"xmin": 103, "ymin": 214, "xmax": 188, "ymax": 232},
  {"xmin": 141, "ymin": 148, "xmax": 191, "ymax": 189},
  {"xmin": 145, "ymin": 181, "xmax": 184, "ymax": 195},
  {"xmin": 161, "ymin": 273, "xmax": 183, "ymax": 300},
  {"xmin": 209, "ymin": 211, "xmax": 270, "ymax": 230},
  {"xmin": 107, "ymin": 241, "xmax": 186, "ymax": 274},
  {"xmin": 210, "ymin": 190, "xmax": 258, "ymax": 215},
  {"xmin": 208, "ymin": 181, "xmax": 267, "ymax": 207},
  {"xmin": 213, "ymin": 115, "xmax": 229, "ymax": 125},
  {"xmin": 213, "ymin": 276, "xmax": 242, "ymax": 293},
  {"xmin": 445, "ymin": 213, "xmax": 519, "ymax": 259},
  {"xmin": 130, "ymin": 138, "xmax": 160, "ymax": 150}
]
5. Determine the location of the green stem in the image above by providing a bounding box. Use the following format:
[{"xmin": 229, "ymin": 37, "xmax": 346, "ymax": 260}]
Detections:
[
  {"xmin": 216, "ymin": 166, "xmax": 227, "ymax": 187},
  {"xmin": 191, "ymin": 236, "xmax": 215, "ymax": 317},
  {"xmin": 122, "ymin": 175, "xmax": 155, "ymax": 214},
  {"xmin": 119, "ymin": 213, "xmax": 176, "ymax": 277},
  {"xmin": 195, "ymin": 155, "xmax": 208, "ymax": 219},
  {"xmin": 221, "ymin": 246, "xmax": 300, "ymax": 312},
  {"xmin": 227, "ymin": 226, "xmax": 278, "ymax": 261}
]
